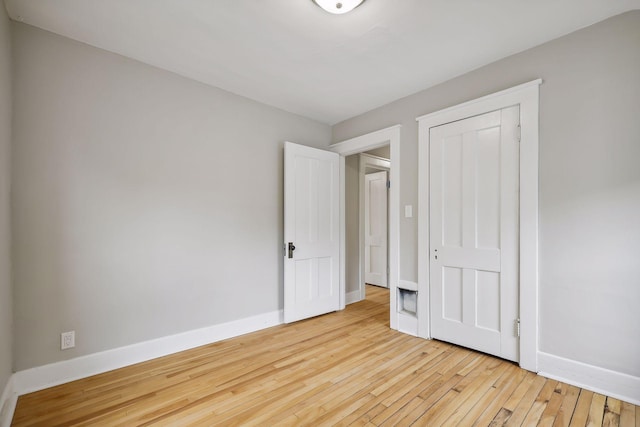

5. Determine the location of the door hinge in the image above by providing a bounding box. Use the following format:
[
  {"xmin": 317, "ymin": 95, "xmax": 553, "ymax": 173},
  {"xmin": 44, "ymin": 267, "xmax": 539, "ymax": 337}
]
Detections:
[
  {"xmin": 515, "ymin": 318, "xmax": 521, "ymax": 338},
  {"xmin": 287, "ymin": 242, "xmax": 296, "ymax": 259},
  {"xmin": 386, "ymin": 180, "xmax": 390, "ymax": 189},
  {"xmin": 516, "ymin": 124, "xmax": 521, "ymax": 142}
]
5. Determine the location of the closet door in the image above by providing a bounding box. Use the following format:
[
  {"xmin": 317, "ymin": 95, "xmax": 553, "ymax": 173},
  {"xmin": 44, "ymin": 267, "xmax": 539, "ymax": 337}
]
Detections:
[{"xmin": 429, "ymin": 106, "xmax": 520, "ymax": 362}]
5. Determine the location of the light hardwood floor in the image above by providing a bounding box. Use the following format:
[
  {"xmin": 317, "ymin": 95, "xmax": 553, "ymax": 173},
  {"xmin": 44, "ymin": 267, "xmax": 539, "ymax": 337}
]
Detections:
[{"xmin": 12, "ymin": 286, "xmax": 639, "ymax": 426}]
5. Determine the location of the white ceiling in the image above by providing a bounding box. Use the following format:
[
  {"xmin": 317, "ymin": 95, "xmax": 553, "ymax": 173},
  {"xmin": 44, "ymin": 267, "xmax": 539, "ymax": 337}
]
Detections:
[{"xmin": 4, "ymin": 0, "xmax": 639, "ymax": 124}]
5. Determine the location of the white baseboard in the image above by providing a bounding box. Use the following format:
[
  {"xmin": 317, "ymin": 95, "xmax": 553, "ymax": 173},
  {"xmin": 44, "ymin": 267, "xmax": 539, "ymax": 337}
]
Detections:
[
  {"xmin": 12, "ymin": 310, "xmax": 283, "ymax": 398},
  {"xmin": 0, "ymin": 375, "xmax": 17, "ymax": 427},
  {"xmin": 346, "ymin": 290, "xmax": 362, "ymax": 305},
  {"xmin": 538, "ymin": 351, "xmax": 640, "ymax": 405}
]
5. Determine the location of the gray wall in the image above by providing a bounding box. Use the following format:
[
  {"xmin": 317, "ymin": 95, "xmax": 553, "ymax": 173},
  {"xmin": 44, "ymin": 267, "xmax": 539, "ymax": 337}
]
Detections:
[
  {"xmin": 0, "ymin": 3, "xmax": 12, "ymax": 395},
  {"xmin": 345, "ymin": 154, "xmax": 359, "ymax": 294},
  {"xmin": 365, "ymin": 146, "xmax": 390, "ymax": 160},
  {"xmin": 11, "ymin": 23, "xmax": 331, "ymax": 370},
  {"xmin": 333, "ymin": 11, "xmax": 640, "ymax": 377}
]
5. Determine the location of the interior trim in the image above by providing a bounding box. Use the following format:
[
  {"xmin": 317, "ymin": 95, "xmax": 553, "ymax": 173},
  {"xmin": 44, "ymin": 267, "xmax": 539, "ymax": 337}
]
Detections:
[
  {"xmin": 330, "ymin": 125, "xmax": 401, "ymax": 329},
  {"xmin": 0, "ymin": 375, "xmax": 16, "ymax": 427},
  {"xmin": 417, "ymin": 79, "xmax": 542, "ymax": 372},
  {"xmin": 538, "ymin": 351, "xmax": 640, "ymax": 406},
  {"xmin": 10, "ymin": 310, "xmax": 283, "ymax": 399}
]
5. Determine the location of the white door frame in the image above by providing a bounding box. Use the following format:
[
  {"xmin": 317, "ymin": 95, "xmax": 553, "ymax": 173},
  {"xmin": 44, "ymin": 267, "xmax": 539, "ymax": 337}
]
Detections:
[
  {"xmin": 330, "ymin": 125, "xmax": 401, "ymax": 329},
  {"xmin": 417, "ymin": 79, "xmax": 541, "ymax": 372},
  {"xmin": 360, "ymin": 154, "xmax": 390, "ymax": 297}
]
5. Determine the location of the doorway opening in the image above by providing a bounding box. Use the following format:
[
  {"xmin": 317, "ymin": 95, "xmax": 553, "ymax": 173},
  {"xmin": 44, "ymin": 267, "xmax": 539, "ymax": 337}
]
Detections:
[
  {"xmin": 329, "ymin": 125, "xmax": 401, "ymax": 331},
  {"xmin": 345, "ymin": 146, "xmax": 390, "ymax": 304}
]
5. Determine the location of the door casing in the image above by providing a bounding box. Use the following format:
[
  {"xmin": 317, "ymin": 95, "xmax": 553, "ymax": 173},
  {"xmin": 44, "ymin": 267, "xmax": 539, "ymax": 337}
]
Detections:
[
  {"xmin": 361, "ymin": 154, "xmax": 390, "ymax": 295},
  {"xmin": 417, "ymin": 79, "xmax": 541, "ymax": 372},
  {"xmin": 330, "ymin": 126, "xmax": 401, "ymax": 329}
]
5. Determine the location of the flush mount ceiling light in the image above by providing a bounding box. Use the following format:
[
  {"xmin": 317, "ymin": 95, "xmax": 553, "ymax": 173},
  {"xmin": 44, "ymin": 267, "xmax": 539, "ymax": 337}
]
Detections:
[{"xmin": 312, "ymin": 0, "xmax": 366, "ymax": 14}]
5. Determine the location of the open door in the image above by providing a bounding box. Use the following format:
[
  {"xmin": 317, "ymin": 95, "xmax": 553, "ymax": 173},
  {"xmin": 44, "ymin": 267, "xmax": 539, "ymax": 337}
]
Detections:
[{"xmin": 284, "ymin": 141, "xmax": 340, "ymax": 323}]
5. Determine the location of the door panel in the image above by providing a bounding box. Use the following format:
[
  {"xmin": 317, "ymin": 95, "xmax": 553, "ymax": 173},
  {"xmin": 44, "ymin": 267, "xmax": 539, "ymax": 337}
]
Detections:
[
  {"xmin": 364, "ymin": 170, "xmax": 388, "ymax": 287},
  {"xmin": 284, "ymin": 142, "xmax": 340, "ymax": 323},
  {"xmin": 429, "ymin": 106, "xmax": 520, "ymax": 361},
  {"xmin": 442, "ymin": 267, "xmax": 463, "ymax": 322}
]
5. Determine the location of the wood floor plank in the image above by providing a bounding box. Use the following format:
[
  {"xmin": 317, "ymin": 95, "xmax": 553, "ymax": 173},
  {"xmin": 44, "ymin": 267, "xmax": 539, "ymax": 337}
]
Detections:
[
  {"xmin": 521, "ymin": 379, "xmax": 560, "ymax": 425},
  {"xmin": 501, "ymin": 370, "xmax": 538, "ymax": 412},
  {"xmin": 603, "ymin": 397, "xmax": 622, "ymax": 427},
  {"xmin": 504, "ymin": 375, "xmax": 548, "ymax": 426},
  {"xmin": 439, "ymin": 360, "xmax": 512, "ymax": 426},
  {"xmin": 536, "ymin": 382, "xmax": 567, "ymax": 427},
  {"xmin": 396, "ymin": 389, "xmax": 459, "ymax": 426},
  {"xmin": 450, "ymin": 362, "xmax": 517, "ymax": 425},
  {"xmin": 490, "ymin": 407, "xmax": 514, "ymax": 426},
  {"xmin": 619, "ymin": 401, "xmax": 636, "ymax": 426},
  {"xmin": 370, "ymin": 350, "xmax": 482, "ymax": 425},
  {"xmin": 587, "ymin": 393, "xmax": 607, "ymax": 427},
  {"xmin": 377, "ymin": 395, "xmax": 425, "ymax": 427},
  {"xmin": 11, "ymin": 285, "xmax": 639, "ymax": 426},
  {"xmin": 570, "ymin": 390, "xmax": 595, "ymax": 427},
  {"xmin": 250, "ymin": 340, "xmax": 420, "ymax": 424},
  {"xmin": 343, "ymin": 402, "xmax": 387, "ymax": 426},
  {"xmin": 553, "ymin": 384, "xmax": 581, "ymax": 427},
  {"xmin": 468, "ymin": 365, "xmax": 528, "ymax": 426}
]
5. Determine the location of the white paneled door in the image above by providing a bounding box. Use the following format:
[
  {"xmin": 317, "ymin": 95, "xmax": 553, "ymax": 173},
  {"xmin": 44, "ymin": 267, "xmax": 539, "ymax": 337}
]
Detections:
[
  {"xmin": 429, "ymin": 106, "xmax": 520, "ymax": 362},
  {"xmin": 284, "ymin": 142, "xmax": 340, "ymax": 323},
  {"xmin": 364, "ymin": 171, "xmax": 388, "ymax": 288}
]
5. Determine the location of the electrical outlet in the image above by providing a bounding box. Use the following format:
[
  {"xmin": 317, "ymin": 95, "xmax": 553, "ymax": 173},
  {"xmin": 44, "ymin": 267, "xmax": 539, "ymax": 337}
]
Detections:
[{"xmin": 61, "ymin": 331, "xmax": 75, "ymax": 350}]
